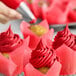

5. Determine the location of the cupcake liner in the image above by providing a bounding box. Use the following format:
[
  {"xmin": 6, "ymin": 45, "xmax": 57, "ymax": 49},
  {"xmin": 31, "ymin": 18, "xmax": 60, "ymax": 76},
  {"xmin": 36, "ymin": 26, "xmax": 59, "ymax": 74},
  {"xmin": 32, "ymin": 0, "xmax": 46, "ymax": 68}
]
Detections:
[
  {"xmin": 22, "ymin": 37, "xmax": 32, "ymax": 66},
  {"xmin": 70, "ymin": 0, "xmax": 76, "ymax": 9},
  {"xmin": 20, "ymin": 20, "xmax": 53, "ymax": 50},
  {"xmin": 41, "ymin": 29, "xmax": 54, "ymax": 47},
  {"xmin": 0, "ymin": 37, "xmax": 31, "ymax": 76},
  {"xmin": 0, "ymin": 53, "xmax": 17, "ymax": 76},
  {"xmin": 10, "ymin": 37, "xmax": 31, "ymax": 75},
  {"xmin": 24, "ymin": 61, "xmax": 61, "ymax": 76},
  {"xmin": 56, "ymin": 44, "xmax": 76, "ymax": 75},
  {"xmin": 20, "ymin": 21, "xmax": 40, "ymax": 50},
  {"xmin": 45, "ymin": 2, "xmax": 70, "ymax": 24}
]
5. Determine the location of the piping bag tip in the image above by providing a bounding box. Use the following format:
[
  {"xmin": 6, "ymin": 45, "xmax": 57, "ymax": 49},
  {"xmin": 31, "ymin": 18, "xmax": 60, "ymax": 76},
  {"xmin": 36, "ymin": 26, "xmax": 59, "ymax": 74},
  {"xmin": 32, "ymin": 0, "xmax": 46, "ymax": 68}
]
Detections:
[
  {"xmin": 29, "ymin": 18, "xmax": 37, "ymax": 24},
  {"xmin": 29, "ymin": 18, "xmax": 42, "ymax": 25}
]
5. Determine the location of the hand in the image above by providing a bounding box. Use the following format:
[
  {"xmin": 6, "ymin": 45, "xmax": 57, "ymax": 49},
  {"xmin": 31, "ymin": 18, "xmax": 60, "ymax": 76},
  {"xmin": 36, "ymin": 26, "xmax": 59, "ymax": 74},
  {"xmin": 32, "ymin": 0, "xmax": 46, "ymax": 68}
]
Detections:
[{"xmin": 0, "ymin": 1, "xmax": 22, "ymax": 24}]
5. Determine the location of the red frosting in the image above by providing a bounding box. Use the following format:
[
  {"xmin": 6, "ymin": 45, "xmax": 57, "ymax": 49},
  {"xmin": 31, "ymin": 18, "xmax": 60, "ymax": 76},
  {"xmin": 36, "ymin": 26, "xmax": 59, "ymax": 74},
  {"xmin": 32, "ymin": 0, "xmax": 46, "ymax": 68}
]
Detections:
[
  {"xmin": 30, "ymin": 40, "xmax": 57, "ymax": 68},
  {"xmin": 53, "ymin": 25, "xmax": 76, "ymax": 50},
  {"xmin": 0, "ymin": 26, "xmax": 23, "ymax": 52}
]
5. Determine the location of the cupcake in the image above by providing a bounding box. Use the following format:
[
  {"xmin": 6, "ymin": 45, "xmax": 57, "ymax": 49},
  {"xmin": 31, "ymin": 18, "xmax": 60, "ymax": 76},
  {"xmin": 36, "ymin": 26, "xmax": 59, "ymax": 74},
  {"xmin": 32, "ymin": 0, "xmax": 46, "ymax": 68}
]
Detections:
[
  {"xmin": 20, "ymin": 20, "xmax": 54, "ymax": 50},
  {"xmin": 24, "ymin": 30, "xmax": 61, "ymax": 76},
  {"xmin": 53, "ymin": 24, "xmax": 75, "ymax": 50},
  {"xmin": 53, "ymin": 25, "xmax": 76, "ymax": 75},
  {"xmin": 30, "ymin": 40, "xmax": 58, "ymax": 74},
  {"xmin": 0, "ymin": 26, "xmax": 31, "ymax": 76}
]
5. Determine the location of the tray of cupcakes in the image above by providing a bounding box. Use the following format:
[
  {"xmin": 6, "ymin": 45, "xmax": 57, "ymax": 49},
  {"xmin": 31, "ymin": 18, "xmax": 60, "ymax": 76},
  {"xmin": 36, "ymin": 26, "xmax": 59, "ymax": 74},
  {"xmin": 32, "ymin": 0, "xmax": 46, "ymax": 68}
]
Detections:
[
  {"xmin": 0, "ymin": 0, "xmax": 76, "ymax": 76},
  {"xmin": 20, "ymin": 20, "xmax": 76, "ymax": 76},
  {"xmin": 0, "ymin": 19, "xmax": 76, "ymax": 76}
]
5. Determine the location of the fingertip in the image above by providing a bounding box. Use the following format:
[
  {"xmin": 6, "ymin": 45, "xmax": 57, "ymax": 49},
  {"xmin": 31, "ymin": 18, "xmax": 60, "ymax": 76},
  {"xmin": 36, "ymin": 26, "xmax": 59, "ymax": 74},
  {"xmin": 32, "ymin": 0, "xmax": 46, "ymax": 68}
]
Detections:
[
  {"xmin": 15, "ymin": 14, "xmax": 23, "ymax": 19},
  {"xmin": 8, "ymin": 9, "xmax": 23, "ymax": 19}
]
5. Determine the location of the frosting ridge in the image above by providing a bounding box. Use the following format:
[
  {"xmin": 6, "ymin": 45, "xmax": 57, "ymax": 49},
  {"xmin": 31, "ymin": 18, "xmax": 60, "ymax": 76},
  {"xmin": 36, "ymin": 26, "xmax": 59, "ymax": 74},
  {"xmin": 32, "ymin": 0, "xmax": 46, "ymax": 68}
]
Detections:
[
  {"xmin": 53, "ymin": 24, "xmax": 76, "ymax": 50},
  {"xmin": 0, "ymin": 26, "xmax": 23, "ymax": 52},
  {"xmin": 30, "ymin": 40, "xmax": 57, "ymax": 68}
]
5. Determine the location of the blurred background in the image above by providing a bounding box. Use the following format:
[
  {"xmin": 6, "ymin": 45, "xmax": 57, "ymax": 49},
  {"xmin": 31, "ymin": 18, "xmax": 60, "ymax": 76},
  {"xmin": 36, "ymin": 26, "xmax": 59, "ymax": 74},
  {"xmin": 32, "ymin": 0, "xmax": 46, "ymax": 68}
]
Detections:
[{"xmin": 1, "ymin": 0, "xmax": 76, "ymax": 36}]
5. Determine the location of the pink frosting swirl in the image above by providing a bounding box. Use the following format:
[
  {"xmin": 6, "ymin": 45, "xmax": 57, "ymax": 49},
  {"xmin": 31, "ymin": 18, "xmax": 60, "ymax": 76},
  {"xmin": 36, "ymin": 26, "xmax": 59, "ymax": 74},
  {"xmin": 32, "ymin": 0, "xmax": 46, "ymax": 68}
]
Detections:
[
  {"xmin": 0, "ymin": 26, "xmax": 23, "ymax": 52},
  {"xmin": 53, "ymin": 25, "xmax": 76, "ymax": 50},
  {"xmin": 30, "ymin": 40, "xmax": 57, "ymax": 68}
]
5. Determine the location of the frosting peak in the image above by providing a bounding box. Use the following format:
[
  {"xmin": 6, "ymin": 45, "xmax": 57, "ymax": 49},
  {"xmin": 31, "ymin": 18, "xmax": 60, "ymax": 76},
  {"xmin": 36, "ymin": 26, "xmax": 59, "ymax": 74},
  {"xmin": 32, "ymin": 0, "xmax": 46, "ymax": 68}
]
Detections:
[
  {"xmin": 30, "ymin": 40, "xmax": 57, "ymax": 68},
  {"xmin": 53, "ymin": 25, "xmax": 76, "ymax": 50},
  {"xmin": 0, "ymin": 26, "xmax": 23, "ymax": 52},
  {"xmin": 57, "ymin": 24, "xmax": 71, "ymax": 38},
  {"xmin": 64, "ymin": 24, "xmax": 71, "ymax": 35}
]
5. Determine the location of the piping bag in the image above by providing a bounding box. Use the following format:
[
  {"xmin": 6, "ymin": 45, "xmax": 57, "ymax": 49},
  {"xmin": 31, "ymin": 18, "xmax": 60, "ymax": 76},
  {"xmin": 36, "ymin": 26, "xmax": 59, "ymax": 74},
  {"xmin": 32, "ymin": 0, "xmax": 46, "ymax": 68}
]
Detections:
[{"xmin": 1, "ymin": 0, "xmax": 37, "ymax": 23}]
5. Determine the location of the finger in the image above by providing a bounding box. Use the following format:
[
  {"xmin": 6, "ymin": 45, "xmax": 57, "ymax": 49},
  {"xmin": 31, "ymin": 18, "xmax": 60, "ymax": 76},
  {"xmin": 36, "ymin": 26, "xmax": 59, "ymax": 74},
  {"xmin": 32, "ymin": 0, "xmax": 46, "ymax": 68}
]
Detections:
[
  {"xmin": 0, "ymin": 1, "xmax": 10, "ymax": 15},
  {"xmin": 0, "ymin": 14, "xmax": 9, "ymax": 24},
  {"xmin": 0, "ymin": 1, "xmax": 23, "ymax": 19},
  {"xmin": 6, "ymin": 8, "xmax": 23, "ymax": 20}
]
